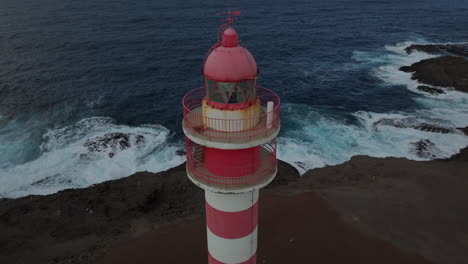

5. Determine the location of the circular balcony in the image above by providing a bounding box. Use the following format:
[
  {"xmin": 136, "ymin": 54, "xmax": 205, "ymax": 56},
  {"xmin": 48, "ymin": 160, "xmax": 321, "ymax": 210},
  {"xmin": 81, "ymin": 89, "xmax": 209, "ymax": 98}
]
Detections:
[
  {"xmin": 185, "ymin": 138, "xmax": 277, "ymax": 192},
  {"xmin": 182, "ymin": 86, "xmax": 280, "ymax": 149}
]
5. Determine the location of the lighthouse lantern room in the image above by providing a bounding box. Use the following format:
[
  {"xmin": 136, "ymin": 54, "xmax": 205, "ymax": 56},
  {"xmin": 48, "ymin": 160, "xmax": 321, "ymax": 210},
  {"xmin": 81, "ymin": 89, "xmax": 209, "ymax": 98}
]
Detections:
[{"xmin": 182, "ymin": 11, "xmax": 280, "ymax": 264}]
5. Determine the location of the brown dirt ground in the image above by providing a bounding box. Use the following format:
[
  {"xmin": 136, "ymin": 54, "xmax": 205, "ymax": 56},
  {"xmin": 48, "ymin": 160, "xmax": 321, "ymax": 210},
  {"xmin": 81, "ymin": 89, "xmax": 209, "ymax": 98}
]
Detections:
[
  {"xmin": 1, "ymin": 148, "xmax": 467, "ymax": 264},
  {"xmin": 98, "ymin": 192, "xmax": 432, "ymax": 264}
]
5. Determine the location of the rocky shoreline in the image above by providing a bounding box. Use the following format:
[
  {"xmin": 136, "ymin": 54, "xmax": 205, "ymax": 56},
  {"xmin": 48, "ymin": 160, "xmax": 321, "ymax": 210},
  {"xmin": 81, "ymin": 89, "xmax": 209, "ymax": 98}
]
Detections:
[
  {"xmin": 1, "ymin": 43, "xmax": 468, "ymax": 264},
  {"xmin": 1, "ymin": 143, "xmax": 468, "ymax": 263},
  {"xmin": 404, "ymin": 43, "xmax": 468, "ymax": 57},
  {"xmin": 399, "ymin": 44, "xmax": 468, "ymax": 94}
]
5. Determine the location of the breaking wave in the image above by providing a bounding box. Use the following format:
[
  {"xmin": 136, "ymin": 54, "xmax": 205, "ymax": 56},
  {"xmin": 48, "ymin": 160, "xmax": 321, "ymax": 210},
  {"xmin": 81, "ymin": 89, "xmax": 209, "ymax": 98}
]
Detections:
[
  {"xmin": 0, "ymin": 117, "xmax": 184, "ymax": 198},
  {"xmin": 2, "ymin": 39, "xmax": 468, "ymax": 196},
  {"xmin": 278, "ymin": 40, "xmax": 468, "ymax": 173}
]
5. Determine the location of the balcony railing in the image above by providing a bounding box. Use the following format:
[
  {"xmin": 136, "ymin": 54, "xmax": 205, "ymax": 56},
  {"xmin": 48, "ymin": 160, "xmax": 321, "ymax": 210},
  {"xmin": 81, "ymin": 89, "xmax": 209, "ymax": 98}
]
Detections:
[
  {"xmin": 182, "ymin": 86, "xmax": 280, "ymax": 143},
  {"xmin": 186, "ymin": 138, "xmax": 277, "ymax": 188}
]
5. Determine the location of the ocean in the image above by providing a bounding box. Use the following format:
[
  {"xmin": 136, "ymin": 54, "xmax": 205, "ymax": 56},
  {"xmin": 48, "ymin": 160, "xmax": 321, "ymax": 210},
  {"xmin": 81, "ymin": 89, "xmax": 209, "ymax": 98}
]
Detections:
[{"xmin": 1, "ymin": 0, "xmax": 468, "ymax": 198}]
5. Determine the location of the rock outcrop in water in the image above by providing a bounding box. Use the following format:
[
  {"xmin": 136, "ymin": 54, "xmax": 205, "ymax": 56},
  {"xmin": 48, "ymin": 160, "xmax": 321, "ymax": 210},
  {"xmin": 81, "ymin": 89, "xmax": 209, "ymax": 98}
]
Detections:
[
  {"xmin": 416, "ymin": 85, "xmax": 445, "ymax": 95},
  {"xmin": 405, "ymin": 44, "xmax": 468, "ymax": 57},
  {"xmin": 373, "ymin": 118, "xmax": 456, "ymax": 134},
  {"xmin": 81, "ymin": 132, "xmax": 145, "ymax": 158},
  {"xmin": 399, "ymin": 56, "xmax": 468, "ymax": 93},
  {"xmin": 409, "ymin": 139, "xmax": 438, "ymax": 159},
  {"xmin": 412, "ymin": 123, "xmax": 453, "ymax": 134},
  {"xmin": 373, "ymin": 120, "xmax": 462, "ymax": 158},
  {"xmin": 458, "ymin": 127, "xmax": 468, "ymax": 136},
  {"xmin": 175, "ymin": 150, "xmax": 186, "ymax": 156}
]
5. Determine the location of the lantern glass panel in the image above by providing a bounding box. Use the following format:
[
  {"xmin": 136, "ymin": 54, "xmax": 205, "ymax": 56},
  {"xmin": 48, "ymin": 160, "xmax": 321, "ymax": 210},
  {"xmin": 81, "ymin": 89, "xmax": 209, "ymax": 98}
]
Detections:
[
  {"xmin": 205, "ymin": 78, "xmax": 256, "ymax": 104},
  {"xmin": 237, "ymin": 79, "xmax": 256, "ymax": 102}
]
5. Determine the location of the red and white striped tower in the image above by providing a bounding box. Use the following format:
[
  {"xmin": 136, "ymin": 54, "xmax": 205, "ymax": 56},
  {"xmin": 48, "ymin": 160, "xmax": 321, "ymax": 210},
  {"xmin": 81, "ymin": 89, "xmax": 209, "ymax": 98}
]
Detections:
[{"xmin": 182, "ymin": 12, "xmax": 280, "ymax": 264}]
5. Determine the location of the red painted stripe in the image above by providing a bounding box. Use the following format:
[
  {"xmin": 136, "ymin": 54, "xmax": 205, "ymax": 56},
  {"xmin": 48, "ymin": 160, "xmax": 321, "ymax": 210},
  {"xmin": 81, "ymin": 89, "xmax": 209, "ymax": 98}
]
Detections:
[
  {"xmin": 206, "ymin": 200, "xmax": 258, "ymax": 239},
  {"xmin": 208, "ymin": 251, "xmax": 257, "ymax": 264}
]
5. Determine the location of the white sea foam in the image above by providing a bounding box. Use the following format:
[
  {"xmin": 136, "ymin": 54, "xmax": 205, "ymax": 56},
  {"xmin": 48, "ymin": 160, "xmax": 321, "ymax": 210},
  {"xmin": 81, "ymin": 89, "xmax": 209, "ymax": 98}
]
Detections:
[
  {"xmin": 1, "ymin": 40, "xmax": 467, "ymax": 196},
  {"xmin": 86, "ymin": 95, "xmax": 104, "ymax": 108},
  {"xmin": 278, "ymin": 105, "xmax": 468, "ymax": 174},
  {"xmin": 279, "ymin": 41, "xmax": 468, "ymax": 174},
  {"xmin": 0, "ymin": 117, "xmax": 184, "ymax": 198}
]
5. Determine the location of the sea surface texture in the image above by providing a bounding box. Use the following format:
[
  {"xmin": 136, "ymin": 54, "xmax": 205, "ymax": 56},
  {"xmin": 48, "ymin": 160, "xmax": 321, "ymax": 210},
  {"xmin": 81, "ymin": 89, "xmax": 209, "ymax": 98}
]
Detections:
[{"xmin": 1, "ymin": 0, "xmax": 468, "ymax": 197}]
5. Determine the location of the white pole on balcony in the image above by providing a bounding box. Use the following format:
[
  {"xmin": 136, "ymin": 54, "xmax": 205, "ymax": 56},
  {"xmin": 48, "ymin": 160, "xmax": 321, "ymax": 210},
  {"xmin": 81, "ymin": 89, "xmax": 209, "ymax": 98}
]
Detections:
[{"xmin": 267, "ymin": 101, "xmax": 274, "ymax": 129}]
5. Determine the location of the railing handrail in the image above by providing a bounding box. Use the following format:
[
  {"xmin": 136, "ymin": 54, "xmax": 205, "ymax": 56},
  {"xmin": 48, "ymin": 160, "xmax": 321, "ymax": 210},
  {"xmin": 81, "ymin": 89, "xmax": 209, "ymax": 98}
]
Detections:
[
  {"xmin": 182, "ymin": 86, "xmax": 280, "ymax": 122},
  {"xmin": 182, "ymin": 86, "xmax": 280, "ymax": 140},
  {"xmin": 186, "ymin": 140, "xmax": 277, "ymax": 186}
]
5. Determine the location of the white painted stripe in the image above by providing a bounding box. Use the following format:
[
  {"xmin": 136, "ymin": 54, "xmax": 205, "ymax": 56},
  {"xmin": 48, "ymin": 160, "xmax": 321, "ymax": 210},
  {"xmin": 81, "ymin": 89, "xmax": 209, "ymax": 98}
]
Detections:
[
  {"xmin": 205, "ymin": 190, "xmax": 259, "ymax": 212},
  {"xmin": 207, "ymin": 226, "xmax": 257, "ymax": 264}
]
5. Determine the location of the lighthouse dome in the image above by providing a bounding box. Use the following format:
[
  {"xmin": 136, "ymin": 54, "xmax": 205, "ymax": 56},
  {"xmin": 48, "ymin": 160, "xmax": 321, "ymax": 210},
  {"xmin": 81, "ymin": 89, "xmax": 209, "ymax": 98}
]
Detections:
[{"xmin": 203, "ymin": 28, "xmax": 258, "ymax": 82}]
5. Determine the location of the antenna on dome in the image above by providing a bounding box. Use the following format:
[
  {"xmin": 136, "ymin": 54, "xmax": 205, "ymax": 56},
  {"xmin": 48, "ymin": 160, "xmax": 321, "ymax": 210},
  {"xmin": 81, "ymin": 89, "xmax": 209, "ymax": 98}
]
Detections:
[
  {"xmin": 219, "ymin": 8, "xmax": 241, "ymax": 25},
  {"xmin": 216, "ymin": 8, "xmax": 241, "ymax": 42}
]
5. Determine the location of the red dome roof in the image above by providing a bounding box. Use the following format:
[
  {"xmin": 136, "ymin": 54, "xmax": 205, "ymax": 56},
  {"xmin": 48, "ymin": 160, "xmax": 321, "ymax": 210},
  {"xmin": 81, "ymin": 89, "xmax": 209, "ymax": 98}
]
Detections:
[{"xmin": 203, "ymin": 28, "xmax": 258, "ymax": 82}]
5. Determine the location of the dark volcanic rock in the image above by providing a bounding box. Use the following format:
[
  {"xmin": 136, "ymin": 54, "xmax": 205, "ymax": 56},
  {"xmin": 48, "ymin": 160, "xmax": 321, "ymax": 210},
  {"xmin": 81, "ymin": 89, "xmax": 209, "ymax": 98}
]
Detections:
[
  {"xmin": 413, "ymin": 123, "xmax": 452, "ymax": 134},
  {"xmin": 405, "ymin": 44, "xmax": 468, "ymax": 57},
  {"xmin": 373, "ymin": 118, "xmax": 455, "ymax": 134},
  {"xmin": 457, "ymin": 126, "xmax": 468, "ymax": 136},
  {"xmin": 399, "ymin": 65, "xmax": 414, "ymax": 72},
  {"xmin": 410, "ymin": 139, "xmax": 438, "ymax": 159},
  {"xmin": 175, "ymin": 150, "xmax": 186, "ymax": 156},
  {"xmin": 399, "ymin": 56, "xmax": 468, "ymax": 93},
  {"xmin": 82, "ymin": 132, "xmax": 145, "ymax": 158},
  {"xmin": 373, "ymin": 118, "xmax": 406, "ymax": 129},
  {"xmin": 416, "ymin": 85, "xmax": 445, "ymax": 95}
]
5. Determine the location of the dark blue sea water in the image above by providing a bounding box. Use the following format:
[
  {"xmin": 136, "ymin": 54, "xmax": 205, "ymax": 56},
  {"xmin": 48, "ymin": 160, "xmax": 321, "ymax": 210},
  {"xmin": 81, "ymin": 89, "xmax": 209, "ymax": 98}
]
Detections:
[{"xmin": 1, "ymin": 0, "xmax": 468, "ymax": 197}]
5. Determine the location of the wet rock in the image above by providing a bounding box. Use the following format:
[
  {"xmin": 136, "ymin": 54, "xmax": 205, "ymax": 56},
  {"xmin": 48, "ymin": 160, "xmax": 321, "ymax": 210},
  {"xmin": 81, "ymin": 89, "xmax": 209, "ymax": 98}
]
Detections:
[
  {"xmin": 82, "ymin": 132, "xmax": 145, "ymax": 158},
  {"xmin": 457, "ymin": 127, "xmax": 468, "ymax": 136},
  {"xmin": 373, "ymin": 118, "xmax": 454, "ymax": 134},
  {"xmin": 294, "ymin": 161, "xmax": 307, "ymax": 171},
  {"xmin": 399, "ymin": 66, "xmax": 414, "ymax": 73},
  {"xmin": 413, "ymin": 123, "xmax": 452, "ymax": 134},
  {"xmin": 410, "ymin": 139, "xmax": 438, "ymax": 159},
  {"xmin": 405, "ymin": 44, "xmax": 468, "ymax": 57},
  {"xmin": 399, "ymin": 56, "xmax": 468, "ymax": 93},
  {"xmin": 175, "ymin": 150, "xmax": 186, "ymax": 156},
  {"xmin": 31, "ymin": 175, "xmax": 72, "ymax": 186},
  {"xmin": 416, "ymin": 85, "xmax": 445, "ymax": 95},
  {"xmin": 372, "ymin": 118, "xmax": 406, "ymax": 129}
]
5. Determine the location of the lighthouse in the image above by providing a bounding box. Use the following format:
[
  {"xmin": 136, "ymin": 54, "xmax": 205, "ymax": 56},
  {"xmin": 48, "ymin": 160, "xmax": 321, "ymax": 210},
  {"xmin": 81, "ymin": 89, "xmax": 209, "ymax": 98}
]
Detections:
[{"xmin": 182, "ymin": 12, "xmax": 280, "ymax": 264}]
